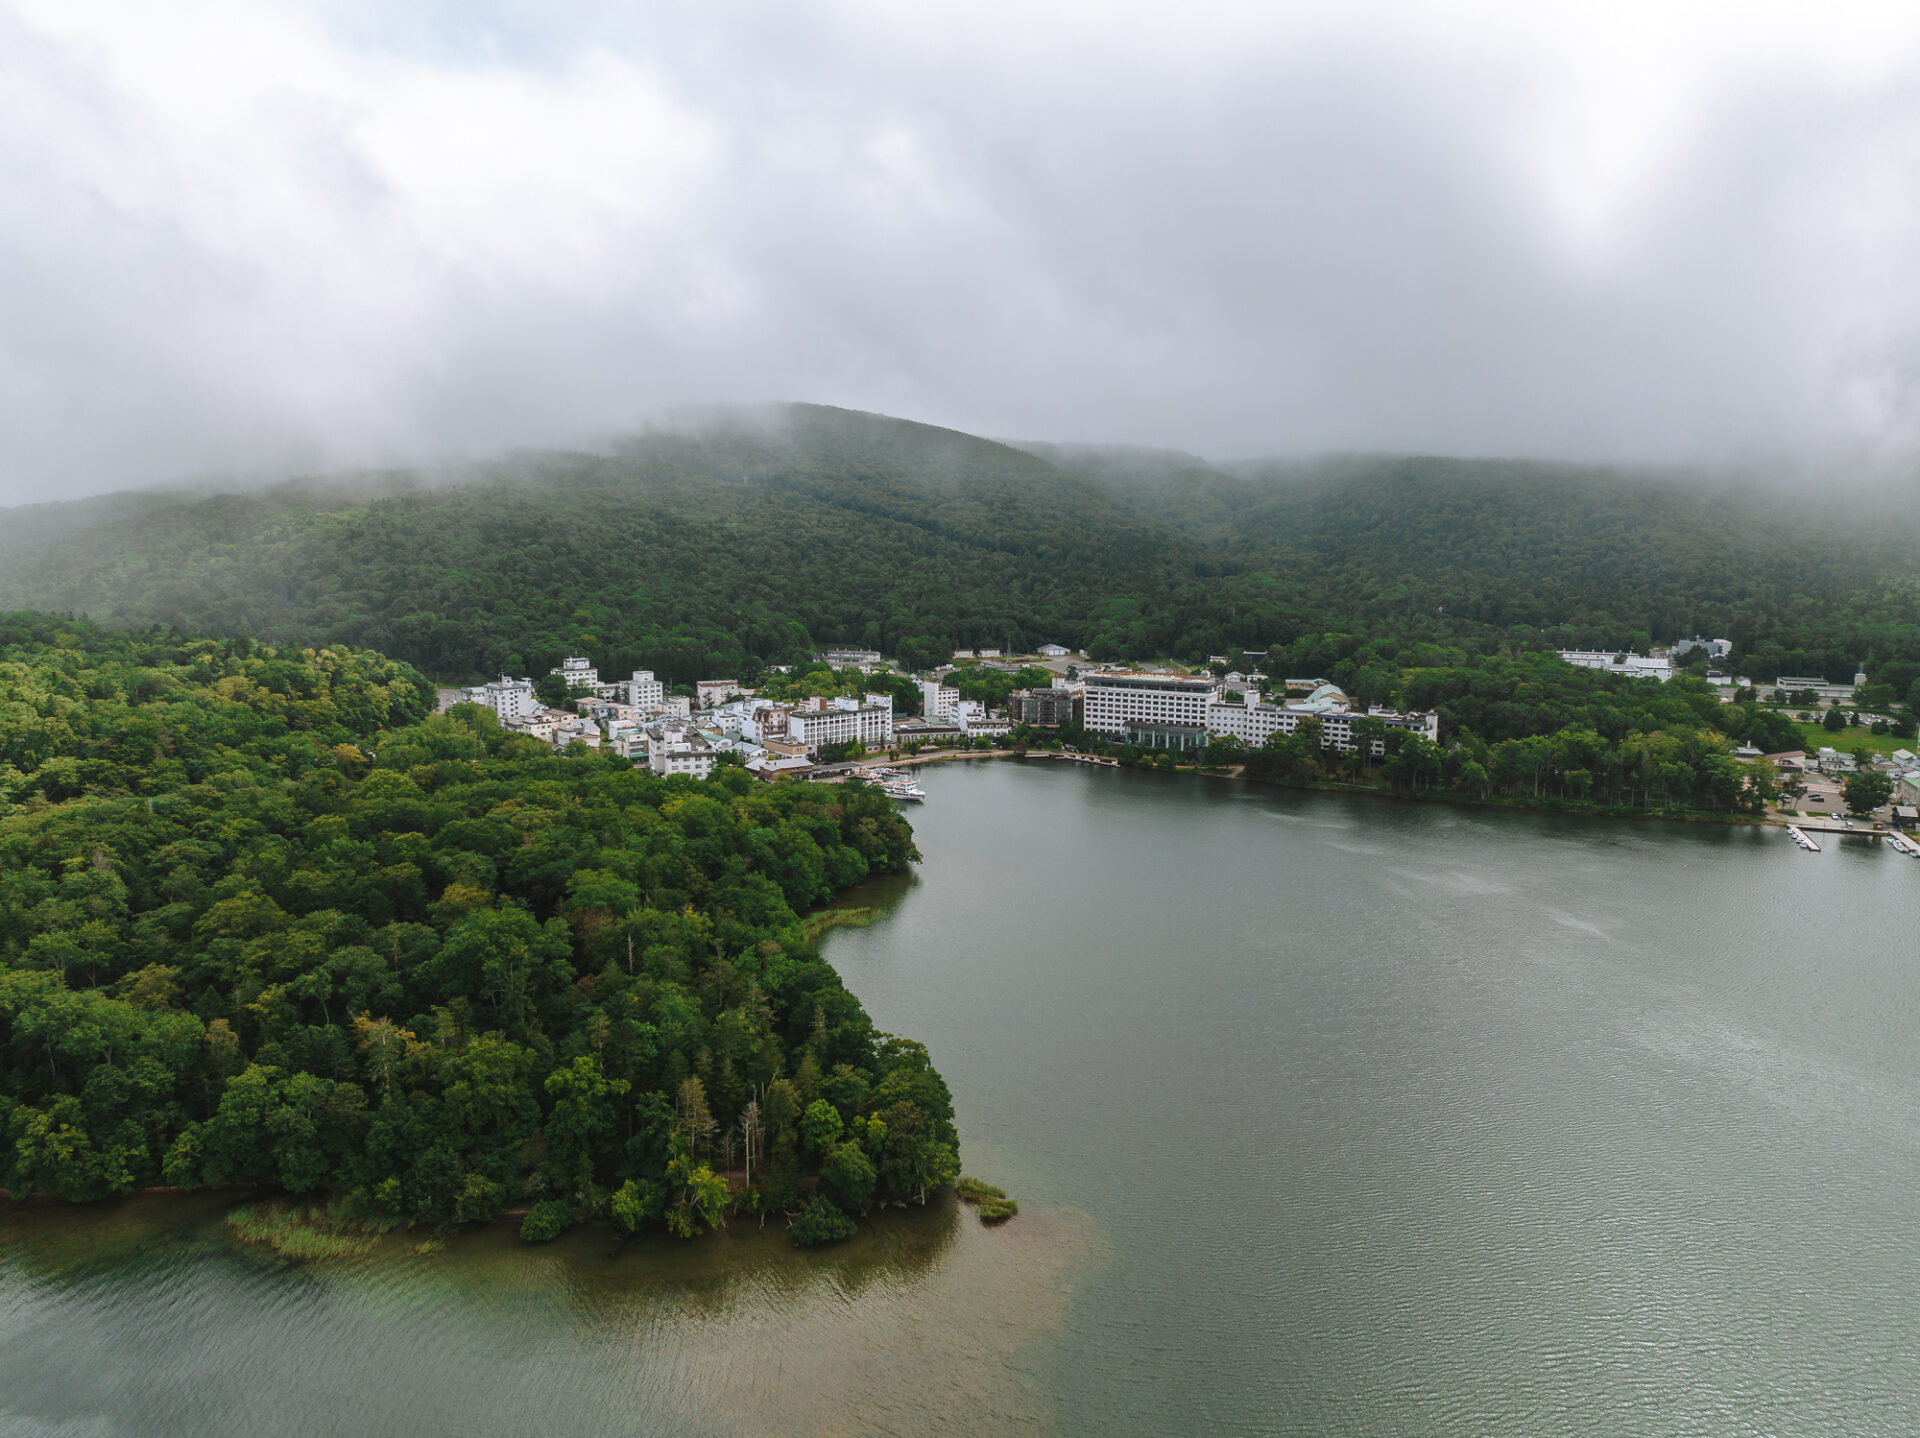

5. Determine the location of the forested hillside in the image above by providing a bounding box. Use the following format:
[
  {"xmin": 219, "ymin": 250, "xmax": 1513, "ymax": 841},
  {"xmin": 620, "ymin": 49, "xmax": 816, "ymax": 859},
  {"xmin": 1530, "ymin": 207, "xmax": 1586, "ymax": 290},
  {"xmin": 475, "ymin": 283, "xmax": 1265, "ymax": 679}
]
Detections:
[
  {"xmin": 4, "ymin": 404, "xmax": 1919, "ymax": 688},
  {"xmin": 1027, "ymin": 445, "xmax": 1920, "ymax": 685},
  {"xmin": 0, "ymin": 615, "xmax": 949, "ymax": 1245},
  {"xmin": 0, "ymin": 408, "xmax": 1191, "ymax": 684}
]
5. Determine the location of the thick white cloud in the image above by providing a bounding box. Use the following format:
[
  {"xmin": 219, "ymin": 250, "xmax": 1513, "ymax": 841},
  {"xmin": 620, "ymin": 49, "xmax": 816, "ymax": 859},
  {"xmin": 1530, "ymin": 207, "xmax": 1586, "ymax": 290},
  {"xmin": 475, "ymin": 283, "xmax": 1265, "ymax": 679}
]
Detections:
[{"xmin": 4, "ymin": 0, "xmax": 1920, "ymax": 501}]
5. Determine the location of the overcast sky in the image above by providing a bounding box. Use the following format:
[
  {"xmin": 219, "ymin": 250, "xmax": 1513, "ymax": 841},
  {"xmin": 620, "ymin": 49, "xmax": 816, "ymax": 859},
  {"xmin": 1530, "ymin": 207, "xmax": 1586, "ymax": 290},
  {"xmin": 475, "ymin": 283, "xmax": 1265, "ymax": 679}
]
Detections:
[{"xmin": 6, "ymin": 0, "xmax": 1920, "ymax": 503}]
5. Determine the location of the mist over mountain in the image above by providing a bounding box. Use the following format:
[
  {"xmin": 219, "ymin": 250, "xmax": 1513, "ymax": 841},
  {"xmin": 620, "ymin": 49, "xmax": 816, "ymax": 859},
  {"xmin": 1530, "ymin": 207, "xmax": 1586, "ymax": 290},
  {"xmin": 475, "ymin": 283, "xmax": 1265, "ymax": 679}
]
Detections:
[{"xmin": 2, "ymin": 405, "xmax": 1915, "ymax": 689}]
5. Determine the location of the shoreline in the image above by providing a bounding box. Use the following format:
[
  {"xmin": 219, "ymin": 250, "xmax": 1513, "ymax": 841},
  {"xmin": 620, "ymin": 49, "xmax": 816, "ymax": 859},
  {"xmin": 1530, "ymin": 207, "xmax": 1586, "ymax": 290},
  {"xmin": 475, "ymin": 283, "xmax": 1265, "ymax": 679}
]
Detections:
[{"xmin": 858, "ymin": 747, "xmax": 1773, "ymax": 828}]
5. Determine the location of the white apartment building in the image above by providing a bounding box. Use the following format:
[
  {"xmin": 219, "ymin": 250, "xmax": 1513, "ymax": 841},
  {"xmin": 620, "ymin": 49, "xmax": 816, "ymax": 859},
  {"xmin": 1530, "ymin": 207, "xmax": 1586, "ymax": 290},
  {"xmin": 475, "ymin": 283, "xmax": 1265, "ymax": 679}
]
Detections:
[
  {"xmin": 553, "ymin": 655, "xmax": 601, "ymax": 691},
  {"xmin": 740, "ymin": 699, "xmax": 794, "ymax": 744},
  {"xmin": 787, "ymin": 694, "xmax": 895, "ymax": 753},
  {"xmin": 463, "ymin": 675, "xmax": 538, "ymax": 720},
  {"xmin": 1082, "ymin": 671, "xmax": 1219, "ymax": 750},
  {"xmin": 621, "ymin": 669, "xmax": 665, "ymax": 708},
  {"xmin": 695, "ymin": 678, "xmax": 746, "ymax": 709},
  {"xmin": 823, "ymin": 648, "xmax": 882, "ymax": 667},
  {"xmin": 953, "ymin": 700, "xmax": 1012, "ymax": 738},
  {"xmin": 1081, "ymin": 670, "xmax": 1439, "ymax": 755},
  {"xmin": 649, "ymin": 729, "xmax": 716, "ymax": 780},
  {"xmin": 1206, "ymin": 696, "xmax": 1440, "ymax": 756},
  {"xmin": 919, "ymin": 679, "xmax": 960, "ymax": 720}
]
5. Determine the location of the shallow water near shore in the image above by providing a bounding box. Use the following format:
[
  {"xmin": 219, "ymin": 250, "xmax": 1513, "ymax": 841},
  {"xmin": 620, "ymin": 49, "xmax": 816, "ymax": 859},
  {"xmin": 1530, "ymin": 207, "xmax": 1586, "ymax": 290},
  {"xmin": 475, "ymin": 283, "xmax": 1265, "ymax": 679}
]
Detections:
[{"xmin": 6, "ymin": 759, "xmax": 1920, "ymax": 1435}]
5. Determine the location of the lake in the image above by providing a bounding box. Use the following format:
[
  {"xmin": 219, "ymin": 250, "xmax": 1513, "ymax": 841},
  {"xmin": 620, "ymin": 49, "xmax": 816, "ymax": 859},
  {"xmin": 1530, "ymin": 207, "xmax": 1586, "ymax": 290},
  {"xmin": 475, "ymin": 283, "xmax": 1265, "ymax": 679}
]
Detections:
[{"xmin": 5, "ymin": 760, "xmax": 1920, "ymax": 1435}]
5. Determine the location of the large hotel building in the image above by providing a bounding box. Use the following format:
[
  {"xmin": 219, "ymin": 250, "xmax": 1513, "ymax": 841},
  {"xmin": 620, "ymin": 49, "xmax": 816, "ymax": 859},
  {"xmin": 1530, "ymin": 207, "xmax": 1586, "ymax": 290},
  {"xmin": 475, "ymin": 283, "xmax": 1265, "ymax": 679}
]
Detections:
[{"xmin": 1080, "ymin": 670, "xmax": 1439, "ymax": 755}]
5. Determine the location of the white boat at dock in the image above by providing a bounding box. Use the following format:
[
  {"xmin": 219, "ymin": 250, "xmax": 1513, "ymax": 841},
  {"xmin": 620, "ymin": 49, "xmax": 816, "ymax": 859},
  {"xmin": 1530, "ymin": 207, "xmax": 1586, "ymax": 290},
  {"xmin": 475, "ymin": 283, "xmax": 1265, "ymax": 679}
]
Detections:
[{"xmin": 1785, "ymin": 824, "xmax": 1821, "ymax": 852}]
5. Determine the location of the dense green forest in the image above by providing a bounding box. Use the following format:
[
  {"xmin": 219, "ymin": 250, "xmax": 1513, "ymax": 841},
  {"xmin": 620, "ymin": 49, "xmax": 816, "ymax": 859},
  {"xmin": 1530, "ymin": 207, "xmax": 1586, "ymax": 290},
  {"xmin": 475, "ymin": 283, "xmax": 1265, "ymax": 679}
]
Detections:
[
  {"xmin": 4, "ymin": 405, "xmax": 1919, "ymax": 694},
  {"xmin": 0, "ymin": 615, "xmax": 950, "ymax": 1245}
]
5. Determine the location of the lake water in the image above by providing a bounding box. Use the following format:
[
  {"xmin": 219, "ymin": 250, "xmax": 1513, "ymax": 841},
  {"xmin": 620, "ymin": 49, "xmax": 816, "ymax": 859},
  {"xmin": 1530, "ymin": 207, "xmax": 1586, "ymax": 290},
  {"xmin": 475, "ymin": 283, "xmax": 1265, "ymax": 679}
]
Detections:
[{"xmin": 5, "ymin": 761, "xmax": 1920, "ymax": 1436}]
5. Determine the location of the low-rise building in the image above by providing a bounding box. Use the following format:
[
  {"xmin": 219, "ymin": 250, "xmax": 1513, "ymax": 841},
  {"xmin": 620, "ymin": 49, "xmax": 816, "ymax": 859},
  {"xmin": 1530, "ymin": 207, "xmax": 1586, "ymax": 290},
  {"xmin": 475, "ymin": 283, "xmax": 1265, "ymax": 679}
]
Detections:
[
  {"xmin": 695, "ymin": 678, "xmax": 747, "ymax": 710},
  {"xmin": 823, "ymin": 648, "xmax": 882, "ymax": 667},
  {"xmin": 1037, "ymin": 643, "xmax": 1071, "ymax": 658},
  {"xmin": 748, "ymin": 754, "xmax": 814, "ymax": 781},
  {"xmin": 1775, "ymin": 673, "xmax": 1864, "ymax": 704},
  {"xmin": 502, "ymin": 708, "xmax": 567, "ymax": 742},
  {"xmin": 894, "ymin": 718, "xmax": 961, "ymax": 744},
  {"xmin": 552, "ymin": 717, "xmax": 602, "ymax": 749},
  {"xmin": 1559, "ymin": 650, "xmax": 1676, "ymax": 681},
  {"xmin": 952, "ymin": 700, "xmax": 1012, "ymax": 739}
]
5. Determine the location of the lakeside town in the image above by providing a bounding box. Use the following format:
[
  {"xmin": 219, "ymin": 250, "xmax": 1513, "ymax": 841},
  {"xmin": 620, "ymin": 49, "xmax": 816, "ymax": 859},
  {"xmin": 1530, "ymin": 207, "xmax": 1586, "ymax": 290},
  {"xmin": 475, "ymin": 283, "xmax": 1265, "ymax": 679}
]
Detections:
[
  {"xmin": 444, "ymin": 641, "xmax": 1920, "ymax": 844},
  {"xmin": 449, "ymin": 647, "xmax": 1433, "ymax": 780}
]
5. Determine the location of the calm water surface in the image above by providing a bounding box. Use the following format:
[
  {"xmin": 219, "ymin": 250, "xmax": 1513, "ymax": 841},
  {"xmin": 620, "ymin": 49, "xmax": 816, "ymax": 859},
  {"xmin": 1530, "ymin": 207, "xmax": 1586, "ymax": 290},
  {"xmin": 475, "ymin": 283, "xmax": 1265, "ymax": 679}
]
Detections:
[{"xmin": 5, "ymin": 761, "xmax": 1919, "ymax": 1435}]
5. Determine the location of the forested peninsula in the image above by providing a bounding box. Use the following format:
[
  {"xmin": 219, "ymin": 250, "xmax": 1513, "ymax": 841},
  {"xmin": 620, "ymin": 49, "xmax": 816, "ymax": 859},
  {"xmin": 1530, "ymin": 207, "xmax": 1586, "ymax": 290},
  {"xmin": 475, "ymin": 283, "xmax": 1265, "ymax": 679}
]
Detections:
[{"xmin": 0, "ymin": 615, "xmax": 952, "ymax": 1247}]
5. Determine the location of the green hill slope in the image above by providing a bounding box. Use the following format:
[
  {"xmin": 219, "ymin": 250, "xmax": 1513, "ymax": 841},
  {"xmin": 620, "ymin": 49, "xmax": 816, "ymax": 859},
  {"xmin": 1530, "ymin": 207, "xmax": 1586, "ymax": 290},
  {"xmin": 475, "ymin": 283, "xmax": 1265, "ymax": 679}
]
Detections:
[
  {"xmin": 0, "ymin": 406, "xmax": 1198, "ymax": 681},
  {"xmin": 4, "ymin": 405, "xmax": 1919, "ymax": 689},
  {"xmin": 1022, "ymin": 444, "xmax": 1920, "ymax": 684}
]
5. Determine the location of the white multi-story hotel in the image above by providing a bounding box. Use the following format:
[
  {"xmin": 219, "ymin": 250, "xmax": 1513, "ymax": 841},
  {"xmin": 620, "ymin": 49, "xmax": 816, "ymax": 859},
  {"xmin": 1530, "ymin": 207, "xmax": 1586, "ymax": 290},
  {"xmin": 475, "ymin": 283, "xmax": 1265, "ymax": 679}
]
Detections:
[
  {"xmin": 462, "ymin": 675, "xmax": 538, "ymax": 720},
  {"xmin": 918, "ymin": 679, "xmax": 960, "ymax": 720},
  {"xmin": 549, "ymin": 656, "xmax": 642, "ymax": 702},
  {"xmin": 648, "ymin": 728, "xmax": 717, "ymax": 780},
  {"xmin": 552, "ymin": 655, "xmax": 601, "ymax": 691},
  {"xmin": 1084, "ymin": 669, "xmax": 1439, "ymax": 756},
  {"xmin": 787, "ymin": 694, "xmax": 895, "ymax": 753},
  {"xmin": 1082, "ymin": 671, "xmax": 1219, "ymax": 751},
  {"xmin": 1206, "ymin": 692, "xmax": 1440, "ymax": 756},
  {"xmin": 739, "ymin": 699, "xmax": 794, "ymax": 744},
  {"xmin": 621, "ymin": 669, "xmax": 665, "ymax": 708}
]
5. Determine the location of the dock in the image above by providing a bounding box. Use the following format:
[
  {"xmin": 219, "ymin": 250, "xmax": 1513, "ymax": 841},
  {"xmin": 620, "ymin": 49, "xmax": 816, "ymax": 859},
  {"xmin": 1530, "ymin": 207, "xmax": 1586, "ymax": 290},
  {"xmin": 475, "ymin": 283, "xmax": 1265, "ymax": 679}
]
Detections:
[{"xmin": 1778, "ymin": 819, "xmax": 1920, "ymax": 857}]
